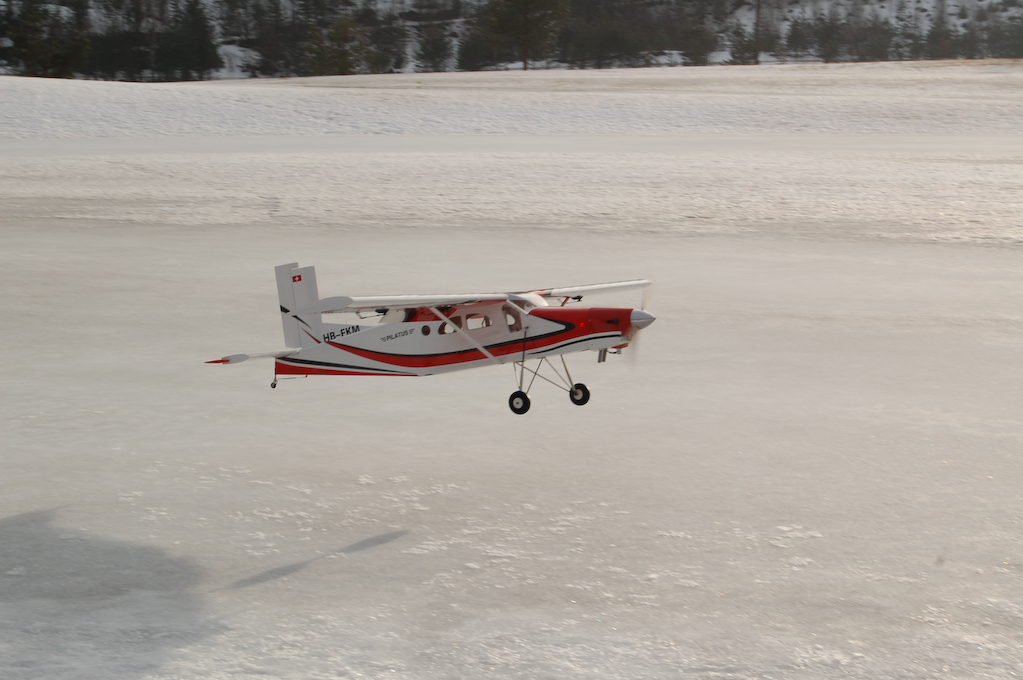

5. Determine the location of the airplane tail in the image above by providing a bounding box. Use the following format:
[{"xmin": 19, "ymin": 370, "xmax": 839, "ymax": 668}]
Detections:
[{"xmin": 274, "ymin": 263, "xmax": 322, "ymax": 349}]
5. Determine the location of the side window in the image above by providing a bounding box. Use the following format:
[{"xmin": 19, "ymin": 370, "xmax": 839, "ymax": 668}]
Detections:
[
  {"xmin": 465, "ymin": 314, "xmax": 491, "ymax": 331},
  {"xmin": 439, "ymin": 316, "xmax": 462, "ymax": 334},
  {"xmin": 503, "ymin": 305, "xmax": 522, "ymax": 332}
]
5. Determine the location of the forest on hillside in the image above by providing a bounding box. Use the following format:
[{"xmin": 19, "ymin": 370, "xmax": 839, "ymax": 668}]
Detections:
[{"xmin": 1, "ymin": 0, "xmax": 1022, "ymax": 80}]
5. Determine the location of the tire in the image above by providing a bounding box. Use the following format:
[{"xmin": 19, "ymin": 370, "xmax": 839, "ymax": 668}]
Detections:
[
  {"xmin": 509, "ymin": 391, "xmax": 531, "ymax": 415},
  {"xmin": 569, "ymin": 383, "xmax": 590, "ymax": 406}
]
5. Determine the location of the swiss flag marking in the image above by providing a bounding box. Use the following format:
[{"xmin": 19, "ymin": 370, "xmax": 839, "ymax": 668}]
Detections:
[{"xmin": 292, "ymin": 275, "xmax": 302, "ymax": 283}]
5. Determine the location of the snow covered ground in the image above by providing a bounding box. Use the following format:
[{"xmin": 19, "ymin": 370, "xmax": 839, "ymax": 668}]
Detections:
[
  {"xmin": 2, "ymin": 61, "xmax": 1022, "ymax": 678},
  {"xmin": 5, "ymin": 61, "xmax": 1023, "ymax": 139}
]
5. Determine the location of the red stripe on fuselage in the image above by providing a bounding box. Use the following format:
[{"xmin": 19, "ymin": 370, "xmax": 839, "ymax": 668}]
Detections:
[
  {"xmin": 325, "ymin": 318, "xmax": 591, "ymax": 368},
  {"xmin": 274, "ymin": 361, "xmax": 413, "ymax": 377}
]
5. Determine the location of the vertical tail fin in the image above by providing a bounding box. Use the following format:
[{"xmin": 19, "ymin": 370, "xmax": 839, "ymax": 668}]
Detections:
[
  {"xmin": 275, "ymin": 263, "xmax": 302, "ymax": 348},
  {"xmin": 289, "ymin": 265, "xmax": 319, "ymax": 310},
  {"xmin": 276, "ymin": 264, "xmax": 323, "ymax": 349}
]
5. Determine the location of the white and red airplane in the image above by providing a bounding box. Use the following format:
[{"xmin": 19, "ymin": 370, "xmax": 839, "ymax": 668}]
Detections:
[{"xmin": 208, "ymin": 263, "xmax": 655, "ymax": 414}]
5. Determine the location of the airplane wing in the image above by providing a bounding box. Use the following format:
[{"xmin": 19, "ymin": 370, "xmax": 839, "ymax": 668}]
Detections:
[
  {"xmin": 347, "ymin": 294, "xmax": 512, "ymax": 309},
  {"xmin": 531, "ymin": 279, "xmax": 651, "ymax": 300},
  {"xmin": 299, "ymin": 293, "xmax": 510, "ymax": 314},
  {"xmin": 296, "ymin": 280, "xmax": 649, "ymax": 314}
]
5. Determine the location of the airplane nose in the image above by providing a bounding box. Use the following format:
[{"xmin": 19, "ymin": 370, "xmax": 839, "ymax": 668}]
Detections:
[{"xmin": 630, "ymin": 309, "xmax": 655, "ymax": 330}]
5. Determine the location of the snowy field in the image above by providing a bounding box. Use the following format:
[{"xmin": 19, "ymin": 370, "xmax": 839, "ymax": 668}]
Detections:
[{"xmin": 2, "ymin": 60, "xmax": 1023, "ymax": 679}]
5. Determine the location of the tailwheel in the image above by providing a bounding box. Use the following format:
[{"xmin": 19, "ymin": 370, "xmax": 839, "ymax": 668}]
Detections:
[
  {"xmin": 569, "ymin": 383, "xmax": 590, "ymax": 406},
  {"xmin": 271, "ymin": 380, "xmax": 277, "ymax": 389},
  {"xmin": 509, "ymin": 391, "xmax": 531, "ymax": 415}
]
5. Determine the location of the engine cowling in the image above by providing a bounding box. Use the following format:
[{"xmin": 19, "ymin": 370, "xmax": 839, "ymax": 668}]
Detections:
[{"xmin": 529, "ymin": 307, "xmax": 654, "ymax": 338}]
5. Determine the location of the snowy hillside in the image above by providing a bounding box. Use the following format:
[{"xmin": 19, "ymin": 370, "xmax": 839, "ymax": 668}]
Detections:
[{"xmin": 2, "ymin": 60, "xmax": 1022, "ymax": 243}]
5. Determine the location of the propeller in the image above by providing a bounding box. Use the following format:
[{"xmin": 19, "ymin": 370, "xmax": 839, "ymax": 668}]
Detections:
[{"xmin": 627, "ymin": 283, "xmax": 654, "ymax": 366}]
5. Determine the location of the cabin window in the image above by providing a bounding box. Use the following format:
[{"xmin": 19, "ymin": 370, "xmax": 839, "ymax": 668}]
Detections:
[
  {"xmin": 378, "ymin": 308, "xmax": 407, "ymax": 324},
  {"xmin": 503, "ymin": 305, "xmax": 522, "ymax": 332},
  {"xmin": 439, "ymin": 316, "xmax": 462, "ymax": 334},
  {"xmin": 421, "ymin": 325, "xmax": 431, "ymax": 336},
  {"xmin": 465, "ymin": 314, "xmax": 492, "ymax": 331},
  {"xmin": 379, "ymin": 308, "xmax": 417, "ymax": 324}
]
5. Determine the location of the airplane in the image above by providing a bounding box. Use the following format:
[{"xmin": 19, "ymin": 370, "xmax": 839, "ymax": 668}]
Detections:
[{"xmin": 208, "ymin": 263, "xmax": 655, "ymax": 414}]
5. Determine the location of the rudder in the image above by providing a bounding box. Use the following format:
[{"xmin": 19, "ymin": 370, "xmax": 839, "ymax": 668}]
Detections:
[
  {"xmin": 275, "ymin": 263, "xmax": 301, "ymax": 348},
  {"xmin": 287, "ymin": 264, "xmax": 323, "ymax": 349}
]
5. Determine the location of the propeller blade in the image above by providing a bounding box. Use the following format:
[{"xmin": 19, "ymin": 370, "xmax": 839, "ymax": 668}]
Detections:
[
  {"xmin": 628, "ymin": 282, "xmax": 654, "ymax": 367},
  {"xmin": 641, "ymin": 279, "xmax": 654, "ymax": 311},
  {"xmin": 627, "ymin": 329, "xmax": 642, "ymax": 367}
]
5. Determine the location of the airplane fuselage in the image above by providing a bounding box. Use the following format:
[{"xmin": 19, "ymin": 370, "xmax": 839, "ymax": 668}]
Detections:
[{"xmin": 274, "ymin": 301, "xmax": 637, "ymax": 378}]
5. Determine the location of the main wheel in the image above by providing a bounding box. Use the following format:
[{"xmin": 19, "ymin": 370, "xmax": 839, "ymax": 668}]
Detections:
[
  {"xmin": 569, "ymin": 383, "xmax": 590, "ymax": 406},
  {"xmin": 509, "ymin": 391, "xmax": 531, "ymax": 415}
]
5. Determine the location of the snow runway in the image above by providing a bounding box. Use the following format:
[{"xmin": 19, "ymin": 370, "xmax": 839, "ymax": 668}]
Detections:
[{"xmin": 2, "ymin": 63, "xmax": 1023, "ymax": 678}]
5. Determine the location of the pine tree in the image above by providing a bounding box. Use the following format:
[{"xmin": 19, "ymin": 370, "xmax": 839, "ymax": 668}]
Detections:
[
  {"xmin": 220, "ymin": 0, "xmax": 255, "ymax": 43},
  {"xmin": 415, "ymin": 22, "xmax": 451, "ymax": 71},
  {"xmin": 925, "ymin": 12, "xmax": 958, "ymax": 58},
  {"xmin": 786, "ymin": 16, "xmax": 815, "ymax": 56},
  {"xmin": 7, "ymin": 5, "xmax": 89, "ymax": 77},
  {"xmin": 958, "ymin": 20, "xmax": 981, "ymax": 57},
  {"xmin": 815, "ymin": 9, "xmax": 845, "ymax": 62},
  {"xmin": 987, "ymin": 16, "xmax": 1023, "ymax": 58},
  {"xmin": 727, "ymin": 22, "xmax": 757, "ymax": 63},
  {"xmin": 251, "ymin": 0, "xmax": 299, "ymax": 75},
  {"xmin": 849, "ymin": 13, "xmax": 894, "ymax": 61},
  {"xmin": 358, "ymin": 7, "xmax": 406, "ymax": 73},
  {"xmin": 173, "ymin": 0, "xmax": 222, "ymax": 79},
  {"xmin": 487, "ymin": 0, "xmax": 568, "ymax": 69},
  {"xmin": 557, "ymin": 0, "xmax": 650, "ymax": 69},
  {"xmin": 302, "ymin": 17, "xmax": 369, "ymax": 75},
  {"xmin": 141, "ymin": 0, "xmax": 174, "ymax": 78},
  {"xmin": 679, "ymin": 22, "xmax": 717, "ymax": 66},
  {"xmin": 457, "ymin": 18, "xmax": 508, "ymax": 70}
]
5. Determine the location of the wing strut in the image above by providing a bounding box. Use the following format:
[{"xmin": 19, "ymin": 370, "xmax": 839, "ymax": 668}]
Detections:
[{"xmin": 428, "ymin": 306, "xmax": 501, "ymax": 366}]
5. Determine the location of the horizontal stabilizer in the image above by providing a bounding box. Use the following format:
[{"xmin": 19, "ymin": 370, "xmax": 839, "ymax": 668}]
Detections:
[
  {"xmin": 206, "ymin": 353, "xmax": 250, "ymax": 365},
  {"xmin": 206, "ymin": 350, "xmax": 295, "ymax": 365}
]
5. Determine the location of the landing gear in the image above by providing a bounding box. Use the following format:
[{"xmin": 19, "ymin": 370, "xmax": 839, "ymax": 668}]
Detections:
[
  {"xmin": 569, "ymin": 383, "xmax": 590, "ymax": 406},
  {"xmin": 509, "ymin": 391, "xmax": 531, "ymax": 415},
  {"xmin": 508, "ymin": 355, "xmax": 594, "ymax": 413},
  {"xmin": 270, "ymin": 380, "xmax": 277, "ymax": 389}
]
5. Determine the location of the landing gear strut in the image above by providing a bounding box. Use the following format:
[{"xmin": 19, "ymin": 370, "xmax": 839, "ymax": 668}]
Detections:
[{"xmin": 508, "ymin": 355, "xmax": 591, "ymax": 414}]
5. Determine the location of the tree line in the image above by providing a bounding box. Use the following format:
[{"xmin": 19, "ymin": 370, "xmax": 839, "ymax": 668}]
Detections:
[
  {"xmin": 1, "ymin": 0, "xmax": 222, "ymax": 78},
  {"xmin": 728, "ymin": 0, "xmax": 1023, "ymax": 63},
  {"xmin": 1, "ymin": 0, "xmax": 1022, "ymax": 80}
]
